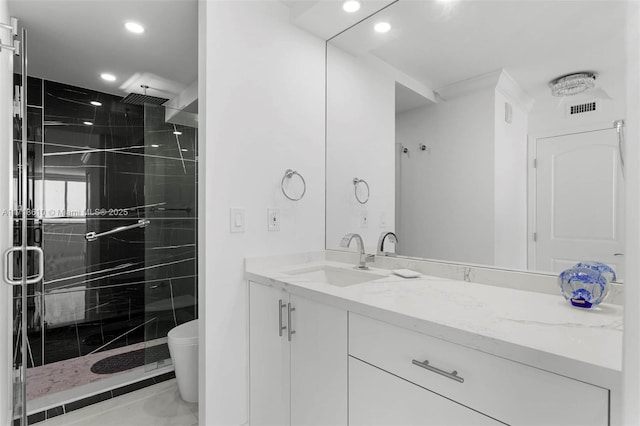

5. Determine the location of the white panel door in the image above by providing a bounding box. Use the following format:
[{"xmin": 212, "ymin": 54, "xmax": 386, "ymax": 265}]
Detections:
[{"xmin": 535, "ymin": 128, "xmax": 624, "ymax": 277}]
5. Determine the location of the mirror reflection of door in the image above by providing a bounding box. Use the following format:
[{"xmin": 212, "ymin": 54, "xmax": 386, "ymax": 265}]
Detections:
[
  {"xmin": 326, "ymin": 0, "xmax": 628, "ymax": 277},
  {"xmin": 534, "ymin": 128, "xmax": 625, "ymax": 279}
]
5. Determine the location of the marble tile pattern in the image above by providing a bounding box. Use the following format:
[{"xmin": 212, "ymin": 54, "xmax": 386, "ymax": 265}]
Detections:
[
  {"xmin": 246, "ymin": 251, "xmax": 623, "ymax": 390},
  {"xmin": 12, "ymin": 78, "xmax": 198, "ymax": 381},
  {"xmin": 26, "ymin": 339, "xmax": 169, "ymax": 400}
]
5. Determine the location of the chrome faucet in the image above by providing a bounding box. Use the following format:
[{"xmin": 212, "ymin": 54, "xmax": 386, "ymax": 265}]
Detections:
[
  {"xmin": 377, "ymin": 232, "xmax": 398, "ymax": 256},
  {"xmin": 340, "ymin": 233, "xmax": 374, "ymax": 269}
]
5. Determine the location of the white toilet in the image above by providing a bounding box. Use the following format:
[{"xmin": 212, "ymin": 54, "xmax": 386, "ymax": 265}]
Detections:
[{"xmin": 167, "ymin": 319, "xmax": 199, "ymax": 402}]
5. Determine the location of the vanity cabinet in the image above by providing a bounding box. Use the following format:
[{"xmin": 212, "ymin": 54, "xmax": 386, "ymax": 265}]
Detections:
[
  {"xmin": 248, "ymin": 282, "xmax": 347, "ymax": 426},
  {"xmin": 349, "ymin": 313, "xmax": 609, "ymax": 426}
]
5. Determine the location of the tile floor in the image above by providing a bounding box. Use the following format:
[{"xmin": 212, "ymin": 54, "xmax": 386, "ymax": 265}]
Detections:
[{"xmin": 38, "ymin": 379, "xmax": 197, "ymax": 426}]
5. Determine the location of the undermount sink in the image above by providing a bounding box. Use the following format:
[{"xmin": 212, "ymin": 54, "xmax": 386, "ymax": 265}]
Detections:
[{"xmin": 285, "ymin": 265, "xmax": 385, "ymax": 287}]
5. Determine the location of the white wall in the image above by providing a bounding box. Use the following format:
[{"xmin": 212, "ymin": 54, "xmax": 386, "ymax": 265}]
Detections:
[
  {"xmin": 494, "ymin": 90, "xmax": 528, "ymax": 269},
  {"xmin": 623, "ymin": 1, "xmax": 640, "ymax": 423},
  {"xmin": 325, "ymin": 45, "xmax": 395, "ymax": 253},
  {"xmin": 395, "ymin": 89, "xmax": 495, "ymax": 265},
  {"xmin": 0, "ymin": 1, "xmax": 13, "ymax": 423},
  {"xmin": 200, "ymin": 1, "xmax": 325, "ymax": 424}
]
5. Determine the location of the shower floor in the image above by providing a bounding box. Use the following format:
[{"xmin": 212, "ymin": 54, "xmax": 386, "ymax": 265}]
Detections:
[{"xmin": 26, "ymin": 338, "xmax": 170, "ymax": 401}]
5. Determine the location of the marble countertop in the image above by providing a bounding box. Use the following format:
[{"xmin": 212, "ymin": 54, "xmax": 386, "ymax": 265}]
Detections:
[{"xmin": 245, "ymin": 252, "xmax": 623, "ymax": 389}]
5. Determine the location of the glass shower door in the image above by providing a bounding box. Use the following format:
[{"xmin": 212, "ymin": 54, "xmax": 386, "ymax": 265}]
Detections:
[
  {"xmin": 4, "ymin": 20, "xmax": 44, "ymax": 426},
  {"xmin": 2, "ymin": 15, "xmax": 197, "ymax": 423},
  {"xmin": 143, "ymin": 104, "xmax": 198, "ymax": 370}
]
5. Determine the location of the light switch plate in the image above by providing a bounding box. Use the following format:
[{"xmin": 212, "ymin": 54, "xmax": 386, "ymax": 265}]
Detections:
[
  {"xmin": 267, "ymin": 209, "xmax": 280, "ymax": 231},
  {"xmin": 230, "ymin": 208, "xmax": 245, "ymax": 233},
  {"xmin": 379, "ymin": 212, "xmax": 387, "ymax": 228}
]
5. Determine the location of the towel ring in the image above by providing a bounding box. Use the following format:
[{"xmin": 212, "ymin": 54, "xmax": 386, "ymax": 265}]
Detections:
[
  {"xmin": 353, "ymin": 178, "xmax": 370, "ymax": 204},
  {"xmin": 281, "ymin": 169, "xmax": 306, "ymax": 201}
]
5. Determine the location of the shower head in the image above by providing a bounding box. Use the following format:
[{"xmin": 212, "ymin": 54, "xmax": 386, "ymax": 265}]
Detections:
[
  {"xmin": 121, "ymin": 85, "xmax": 169, "ymax": 106},
  {"xmin": 121, "ymin": 93, "xmax": 169, "ymax": 106}
]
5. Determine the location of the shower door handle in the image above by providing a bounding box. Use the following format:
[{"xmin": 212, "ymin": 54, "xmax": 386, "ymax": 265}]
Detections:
[{"xmin": 4, "ymin": 246, "xmax": 44, "ymax": 285}]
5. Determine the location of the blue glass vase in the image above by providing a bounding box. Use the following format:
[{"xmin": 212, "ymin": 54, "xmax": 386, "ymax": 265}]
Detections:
[
  {"xmin": 573, "ymin": 261, "xmax": 616, "ymax": 283},
  {"xmin": 558, "ymin": 264, "xmax": 612, "ymax": 309}
]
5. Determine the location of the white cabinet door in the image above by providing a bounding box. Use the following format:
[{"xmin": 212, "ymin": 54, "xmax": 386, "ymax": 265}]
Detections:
[
  {"xmin": 349, "ymin": 357, "xmax": 502, "ymax": 426},
  {"xmin": 249, "ymin": 284, "xmax": 348, "ymax": 426},
  {"xmin": 249, "ymin": 282, "xmax": 290, "ymax": 426},
  {"xmin": 290, "ymin": 295, "xmax": 347, "ymax": 426}
]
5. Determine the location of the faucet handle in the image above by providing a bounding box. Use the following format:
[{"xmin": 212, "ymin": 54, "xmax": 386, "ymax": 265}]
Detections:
[{"xmin": 355, "ymin": 253, "xmax": 375, "ymax": 270}]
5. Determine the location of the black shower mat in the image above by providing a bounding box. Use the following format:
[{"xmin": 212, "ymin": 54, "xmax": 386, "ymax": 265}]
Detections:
[{"xmin": 90, "ymin": 344, "xmax": 171, "ymax": 374}]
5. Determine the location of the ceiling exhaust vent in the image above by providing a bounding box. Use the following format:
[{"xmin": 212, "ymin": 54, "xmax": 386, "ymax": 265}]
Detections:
[{"xmin": 569, "ymin": 101, "xmax": 597, "ymax": 115}]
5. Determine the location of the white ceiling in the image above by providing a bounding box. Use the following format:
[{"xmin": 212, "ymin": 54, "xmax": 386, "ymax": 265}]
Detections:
[
  {"xmin": 285, "ymin": 0, "xmax": 396, "ymax": 40},
  {"xmin": 325, "ymin": 0, "xmax": 627, "ymax": 108},
  {"xmin": 8, "ymin": 0, "xmax": 198, "ymax": 100},
  {"xmin": 10, "ymin": 0, "xmax": 626, "ymax": 110}
]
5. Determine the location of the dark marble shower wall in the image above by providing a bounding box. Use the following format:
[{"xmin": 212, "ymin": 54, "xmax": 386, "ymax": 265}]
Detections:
[
  {"xmin": 143, "ymin": 105, "xmax": 198, "ymax": 343},
  {"xmin": 12, "ymin": 77, "xmax": 198, "ymax": 368}
]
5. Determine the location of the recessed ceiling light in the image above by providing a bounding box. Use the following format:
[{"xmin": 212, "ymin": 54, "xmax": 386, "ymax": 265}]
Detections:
[
  {"xmin": 90, "ymin": 101, "xmax": 102, "ymax": 107},
  {"xmin": 343, "ymin": 1, "xmax": 360, "ymax": 13},
  {"xmin": 173, "ymin": 131, "xmax": 182, "ymax": 135},
  {"xmin": 100, "ymin": 73, "xmax": 116, "ymax": 82},
  {"xmin": 181, "ymin": 149, "xmax": 188, "ymax": 152},
  {"xmin": 151, "ymin": 144, "xmax": 160, "ymax": 148},
  {"xmin": 125, "ymin": 22, "xmax": 145, "ymax": 34},
  {"xmin": 374, "ymin": 22, "xmax": 391, "ymax": 33},
  {"xmin": 83, "ymin": 121, "xmax": 93, "ymax": 126}
]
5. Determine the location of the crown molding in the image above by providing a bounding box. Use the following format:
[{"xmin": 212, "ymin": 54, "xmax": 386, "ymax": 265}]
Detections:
[
  {"xmin": 435, "ymin": 70, "xmax": 502, "ymax": 101},
  {"xmin": 496, "ymin": 70, "xmax": 535, "ymax": 112},
  {"xmin": 435, "ymin": 69, "xmax": 535, "ymax": 112}
]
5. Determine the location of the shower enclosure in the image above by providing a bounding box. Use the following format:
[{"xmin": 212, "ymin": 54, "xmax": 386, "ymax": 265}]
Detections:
[{"xmin": 7, "ymin": 25, "xmax": 198, "ymax": 423}]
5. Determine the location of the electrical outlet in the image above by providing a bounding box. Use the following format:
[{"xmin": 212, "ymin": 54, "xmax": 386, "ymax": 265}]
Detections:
[
  {"xmin": 360, "ymin": 210, "xmax": 369, "ymax": 228},
  {"xmin": 268, "ymin": 209, "xmax": 280, "ymax": 231}
]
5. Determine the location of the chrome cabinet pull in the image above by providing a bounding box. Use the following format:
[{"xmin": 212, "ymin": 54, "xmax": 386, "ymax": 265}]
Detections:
[
  {"xmin": 4, "ymin": 246, "xmax": 44, "ymax": 286},
  {"xmin": 278, "ymin": 299, "xmax": 287, "ymax": 337},
  {"xmin": 287, "ymin": 303, "xmax": 296, "ymax": 341},
  {"xmin": 412, "ymin": 359, "xmax": 464, "ymax": 383}
]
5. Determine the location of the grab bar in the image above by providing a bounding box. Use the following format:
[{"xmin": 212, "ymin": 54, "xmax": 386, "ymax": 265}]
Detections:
[{"xmin": 85, "ymin": 219, "xmax": 150, "ymax": 242}]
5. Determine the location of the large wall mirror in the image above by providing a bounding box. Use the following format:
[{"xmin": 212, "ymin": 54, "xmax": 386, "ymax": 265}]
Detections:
[{"xmin": 326, "ymin": 0, "xmax": 627, "ymax": 279}]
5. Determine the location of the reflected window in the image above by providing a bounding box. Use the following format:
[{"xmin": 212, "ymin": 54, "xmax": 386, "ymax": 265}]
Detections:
[
  {"xmin": 44, "ymin": 180, "xmax": 86, "ymax": 218},
  {"xmin": 67, "ymin": 181, "xmax": 87, "ymax": 214}
]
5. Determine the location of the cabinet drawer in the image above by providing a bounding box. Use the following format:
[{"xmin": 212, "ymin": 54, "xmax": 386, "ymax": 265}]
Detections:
[
  {"xmin": 349, "ymin": 313, "xmax": 608, "ymax": 426},
  {"xmin": 350, "ymin": 357, "xmax": 502, "ymax": 426}
]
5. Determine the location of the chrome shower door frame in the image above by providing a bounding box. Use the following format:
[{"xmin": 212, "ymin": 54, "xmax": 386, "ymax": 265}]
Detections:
[{"xmin": 1, "ymin": 20, "xmax": 41, "ymax": 426}]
